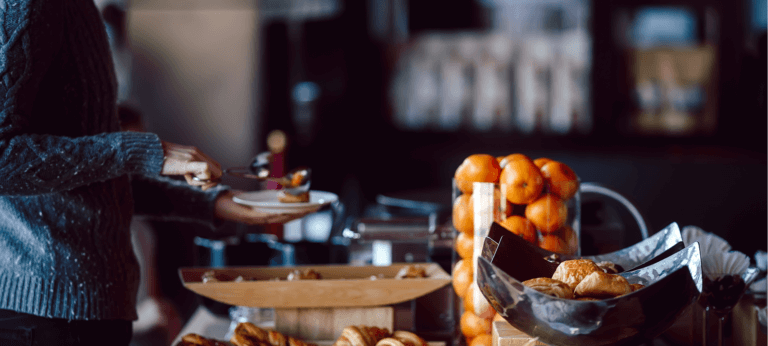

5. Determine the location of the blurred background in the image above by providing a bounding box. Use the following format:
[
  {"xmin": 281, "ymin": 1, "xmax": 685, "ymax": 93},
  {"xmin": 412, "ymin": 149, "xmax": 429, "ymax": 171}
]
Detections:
[{"xmin": 106, "ymin": 0, "xmax": 766, "ymax": 343}]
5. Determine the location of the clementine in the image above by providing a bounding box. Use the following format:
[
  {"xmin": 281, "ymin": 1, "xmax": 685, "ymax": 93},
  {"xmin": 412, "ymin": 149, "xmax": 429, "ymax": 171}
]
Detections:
[
  {"xmin": 452, "ymin": 194, "xmax": 474, "ymax": 235},
  {"xmin": 540, "ymin": 161, "xmax": 579, "ymax": 200},
  {"xmin": 469, "ymin": 334, "xmax": 493, "ymax": 346},
  {"xmin": 499, "ymin": 159, "xmax": 544, "ymax": 205},
  {"xmin": 498, "ymin": 153, "xmax": 533, "ymax": 170},
  {"xmin": 525, "ymin": 193, "xmax": 567, "ymax": 234},
  {"xmin": 460, "ymin": 311, "xmax": 492, "ymax": 339},
  {"xmin": 455, "ymin": 231, "xmax": 474, "ymax": 259},
  {"xmin": 455, "ymin": 154, "xmax": 501, "ymax": 195},
  {"xmin": 538, "ymin": 234, "xmax": 569, "ymax": 254},
  {"xmin": 498, "ymin": 216, "xmax": 537, "ymax": 244},
  {"xmin": 533, "ymin": 157, "xmax": 553, "ymax": 169},
  {"xmin": 452, "ymin": 259, "xmax": 473, "ymax": 299}
]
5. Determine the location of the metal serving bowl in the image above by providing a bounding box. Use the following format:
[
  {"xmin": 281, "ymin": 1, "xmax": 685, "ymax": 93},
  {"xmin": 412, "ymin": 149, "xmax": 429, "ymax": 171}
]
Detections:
[
  {"xmin": 477, "ymin": 222, "xmax": 702, "ymax": 346},
  {"xmin": 486, "ymin": 222, "xmax": 684, "ymax": 278}
]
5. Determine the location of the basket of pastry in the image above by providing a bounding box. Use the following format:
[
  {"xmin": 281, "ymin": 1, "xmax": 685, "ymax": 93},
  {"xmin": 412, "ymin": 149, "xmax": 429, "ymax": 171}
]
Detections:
[
  {"xmin": 179, "ymin": 263, "xmax": 450, "ymax": 308},
  {"xmin": 176, "ymin": 322, "xmax": 436, "ymax": 346},
  {"xmin": 474, "ymin": 222, "xmax": 703, "ymax": 346}
]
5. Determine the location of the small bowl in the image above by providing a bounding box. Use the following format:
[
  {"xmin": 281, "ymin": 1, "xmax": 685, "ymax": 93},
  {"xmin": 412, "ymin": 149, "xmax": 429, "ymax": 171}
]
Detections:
[{"xmin": 477, "ymin": 223, "xmax": 702, "ymax": 346}]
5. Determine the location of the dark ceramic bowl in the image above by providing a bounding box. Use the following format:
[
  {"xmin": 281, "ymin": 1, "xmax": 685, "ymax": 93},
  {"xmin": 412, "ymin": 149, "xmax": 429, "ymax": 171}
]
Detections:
[{"xmin": 477, "ymin": 222, "xmax": 702, "ymax": 346}]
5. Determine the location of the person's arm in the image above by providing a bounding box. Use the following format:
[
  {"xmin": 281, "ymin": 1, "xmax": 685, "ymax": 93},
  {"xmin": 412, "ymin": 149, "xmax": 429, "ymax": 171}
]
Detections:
[
  {"xmin": 0, "ymin": 1, "xmax": 162, "ymax": 195},
  {"xmin": 131, "ymin": 174, "xmax": 311, "ymax": 226},
  {"xmin": 130, "ymin": 174, "xmax": 227, "ymax": 226},
  {"xmin": 0, "ymin": 1, "xmax": 219, "ymax": 196}
]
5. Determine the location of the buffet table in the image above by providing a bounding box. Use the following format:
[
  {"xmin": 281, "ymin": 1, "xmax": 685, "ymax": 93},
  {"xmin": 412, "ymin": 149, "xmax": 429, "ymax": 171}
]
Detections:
[
  {"xmin": 171, "ymin": 306, "xmax": 451, "ymax": 346},
  {"xmin": 172, "ymin": 305, "xmax": 687, "ymax": 346}
]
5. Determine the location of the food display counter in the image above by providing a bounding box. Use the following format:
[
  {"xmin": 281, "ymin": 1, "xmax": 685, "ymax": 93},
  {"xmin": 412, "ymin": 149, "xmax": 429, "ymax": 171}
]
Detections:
[{"xmin": 172, "ymin": 156, "xmax": 765, "ymax": 346}]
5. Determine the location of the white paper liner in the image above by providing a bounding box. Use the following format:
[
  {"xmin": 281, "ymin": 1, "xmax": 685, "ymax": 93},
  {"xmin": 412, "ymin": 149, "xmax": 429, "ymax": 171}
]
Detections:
[
  {"xmin": 681, "ymin": 225, "xmax": 751, "ymax": 280},
  {"xmin": 681, "ymin": 225, "xmax": 731, "ymax": 257},
  {"xmin": 702, "ymin": 250, "xmax": 750, "ymax": 279}
]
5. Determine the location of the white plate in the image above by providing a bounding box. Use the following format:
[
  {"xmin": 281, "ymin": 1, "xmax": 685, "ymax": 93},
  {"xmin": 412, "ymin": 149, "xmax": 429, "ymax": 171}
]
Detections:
[{"xmin": 233, "ymin": 190, "xmax": 338, "ymax": 214}]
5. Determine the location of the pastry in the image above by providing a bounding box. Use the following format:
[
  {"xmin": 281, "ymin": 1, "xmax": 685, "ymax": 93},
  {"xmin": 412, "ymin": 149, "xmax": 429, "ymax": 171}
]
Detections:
[
  {"xmin": 278, "ymin": 190, "xmax": 310, "ymax": 203},
  {"xmin": 574, "ymin": 271, "xmax": 632, "ymax": 298},
  {"xmin": 268, "ymin": 330, "xmax": 288, "ymax": 346},
  {"xmin": 230, "ymin": 322, "xmax": 316, "ymax": 346},
  {"xmin": 286, "ymin": 269, "xmax": 322, "ymax": 281},
  {"xmin": 333, "ymin": 326, "xmax": 391, "ymax": 346},
  {"xmin": 179, "ymin": 333, "xmax": 228, "ymax": 346},
  {"xmin": 288, "ymin": 337, "xmax": 311, "ymax": 346},
  {"xmin": 522, "ymin": 277, "xmax": 574, "ymax": 299},
  {"xmin": 552, "ymin": 259, "xmax": 602, "ymax": 289},
  {"xmin": 391, "ymin": 331, "xmax": 427, "ymax": 346},
  {"xmin": 630, "ymin": 283, "xmax": 645, "ymax": 292},
  {"xmin": 375, "ymin": 338, "xmax": 406, "ymax": 346},
  {"xmin": 395, "ymin": 265, "xmax": 428, "ymax": 279},
  {"xmin": 231, "ymin": 333, "xmax": 263, "ymax": 346},
  {"xmin": 596, "ymin": 261, "xmax": 624, "ymax": 274},
  {"xmin": 235, "ymin": 322, "xmax": 269, "ymax": 341},
  {"xmin": 201, "ymin": 270, "xmax": 219, "ymax": 283}
]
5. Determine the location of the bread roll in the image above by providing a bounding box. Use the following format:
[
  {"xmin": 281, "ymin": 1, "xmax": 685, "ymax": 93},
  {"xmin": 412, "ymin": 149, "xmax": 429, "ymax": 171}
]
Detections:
[
  {"xmin": 552, "ymin": 259, "xmax": 602, "ymax": 289},
  {"xmin": 391, "ymin": 331, "xmax": 427, "ymax": 346},
  {"xmin": 574, "ymin": 271, "xmax": 631, "ymax": 298},
  {"xmin": 522, "ymin": 277, "xmax": 574, "ymax": 299},
  {"xmin": 376, "ymin": 338, "xmax": 406, "ymax": 346}
]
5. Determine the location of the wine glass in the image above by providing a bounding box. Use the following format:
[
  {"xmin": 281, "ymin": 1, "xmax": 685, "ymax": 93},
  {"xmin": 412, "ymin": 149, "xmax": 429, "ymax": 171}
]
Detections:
[{"xmin": 698, "ymin": 267, "xmax": 760, "ymax": 346}]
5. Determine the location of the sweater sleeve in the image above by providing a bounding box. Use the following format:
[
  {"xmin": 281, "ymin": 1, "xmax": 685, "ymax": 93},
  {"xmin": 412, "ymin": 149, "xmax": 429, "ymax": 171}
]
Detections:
[
  {"xmin": 130, "ymin": 174, "xmax": 229, "ymax": 228},
  {"xmin": 0, "ymin": 0, "xmax": 165, "ymax": 196}
]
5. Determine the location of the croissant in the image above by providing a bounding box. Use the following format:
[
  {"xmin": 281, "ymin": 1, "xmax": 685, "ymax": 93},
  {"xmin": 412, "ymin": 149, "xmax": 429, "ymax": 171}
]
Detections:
[
  {"xmin": 268, "ymin": 330, "xmax": 288, "ymax": 346},
  {"xmin": 391, "ymin": 331, "xmax": 427, "ymax": 346},
  {"xmin": 178, "ymin": 333, "xmax": 228, "ymax": 346},
  {"xmin": 235, "ymin": 322, "xmax": 270, "ymax": 341},
  {"xmin": 334, "ymin": 325, "xmax": 391, "ymax": 346},
  {"xmin": 231, "ymin": 322, "xmax": 317, "ymax": 346},
  {"xmin": 375, "ymin": 338, "xmax": 405, "ymax": 346},
  {"xmin": 230, "ymin": 333, "xmax": 262, "ymax": 346}
]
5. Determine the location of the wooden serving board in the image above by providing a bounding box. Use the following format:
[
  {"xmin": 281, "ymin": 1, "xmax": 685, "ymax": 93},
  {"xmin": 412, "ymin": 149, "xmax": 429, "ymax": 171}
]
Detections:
[
  {"xmin": 275, "ymin": 307, "xmax": 393, "ymax": 341},
  {"xmin": 492, "ymin": 321, "xmax": 547, "ymax": 346},
  {"xmin": 179, "ymin": 263, "xmax": 451, "ymax": 308}
]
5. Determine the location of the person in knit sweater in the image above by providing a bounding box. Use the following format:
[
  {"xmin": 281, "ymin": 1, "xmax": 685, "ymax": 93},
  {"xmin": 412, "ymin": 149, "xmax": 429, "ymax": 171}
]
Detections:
[{"xmin": 0, "ymin": 0, "xmax": 305, "ymax": 344}]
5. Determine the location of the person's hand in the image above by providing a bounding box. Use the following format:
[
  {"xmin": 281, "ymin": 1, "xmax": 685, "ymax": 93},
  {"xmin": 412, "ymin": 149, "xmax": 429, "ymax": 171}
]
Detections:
[
  {"xmin": 214, "ymin": 190, "xmax": 317, "ymax": 225},
  {"xmin": 160, "ymin": 141, "xmax": 222, "ymax": 190}
]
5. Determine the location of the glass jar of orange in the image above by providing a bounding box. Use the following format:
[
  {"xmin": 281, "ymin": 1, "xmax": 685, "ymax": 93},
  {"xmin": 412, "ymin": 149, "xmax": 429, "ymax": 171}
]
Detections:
[{"xmin": 450, "ymin": 153, "xmax": 581, "ymax": 346}]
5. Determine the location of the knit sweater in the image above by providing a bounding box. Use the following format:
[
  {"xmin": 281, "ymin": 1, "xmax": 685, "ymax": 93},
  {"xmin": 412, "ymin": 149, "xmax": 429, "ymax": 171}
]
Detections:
[{"xmin": 0, "ymin": 0, "xmax": 225, "ymax": 321}]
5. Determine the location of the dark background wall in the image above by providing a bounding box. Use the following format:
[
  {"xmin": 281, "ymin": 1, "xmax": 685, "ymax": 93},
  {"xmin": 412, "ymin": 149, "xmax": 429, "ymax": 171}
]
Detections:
[{"xmin": 258, "ymin": 0, "xmax": 766, "ymax": 255}]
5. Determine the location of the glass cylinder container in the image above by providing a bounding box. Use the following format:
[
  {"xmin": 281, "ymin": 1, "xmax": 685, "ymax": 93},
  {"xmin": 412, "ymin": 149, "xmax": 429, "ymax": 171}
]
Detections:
[{"xmin": 450, "ymin": 156, "xmax": 581, "ymax": 346}]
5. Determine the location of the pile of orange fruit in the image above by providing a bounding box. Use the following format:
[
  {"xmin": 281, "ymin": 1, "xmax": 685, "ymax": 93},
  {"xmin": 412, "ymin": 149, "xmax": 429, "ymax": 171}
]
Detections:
[{"xmin": 451, "ymin": 153, "xmax": 580, "ymax": 345}]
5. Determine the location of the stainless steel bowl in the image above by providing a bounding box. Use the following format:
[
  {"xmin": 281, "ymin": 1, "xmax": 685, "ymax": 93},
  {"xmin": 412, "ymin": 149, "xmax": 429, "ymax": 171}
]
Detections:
[
  {"xmin": 485, "ymin": 222, "xmax": 684, "ymax": 279},
  {"xmin": 477, "ymin": 222, "xmax": 702, "ymax": 346}
]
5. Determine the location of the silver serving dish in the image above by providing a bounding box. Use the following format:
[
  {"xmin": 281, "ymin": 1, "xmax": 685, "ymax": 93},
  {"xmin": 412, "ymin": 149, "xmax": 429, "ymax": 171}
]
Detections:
[
  {"xmin": 477, "ymin": 223, "xmax": 703, "ymax": 346},
  {"xmin": 485, "ymin": 222, "xmax": 684, "ymax": 279}
]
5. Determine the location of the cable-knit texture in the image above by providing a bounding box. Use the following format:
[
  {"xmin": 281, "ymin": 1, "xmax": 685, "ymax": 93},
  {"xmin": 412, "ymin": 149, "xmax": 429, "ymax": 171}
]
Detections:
[{"xmin": 0, "ymin": 0, "xmax": 221, "ymax": 321}]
